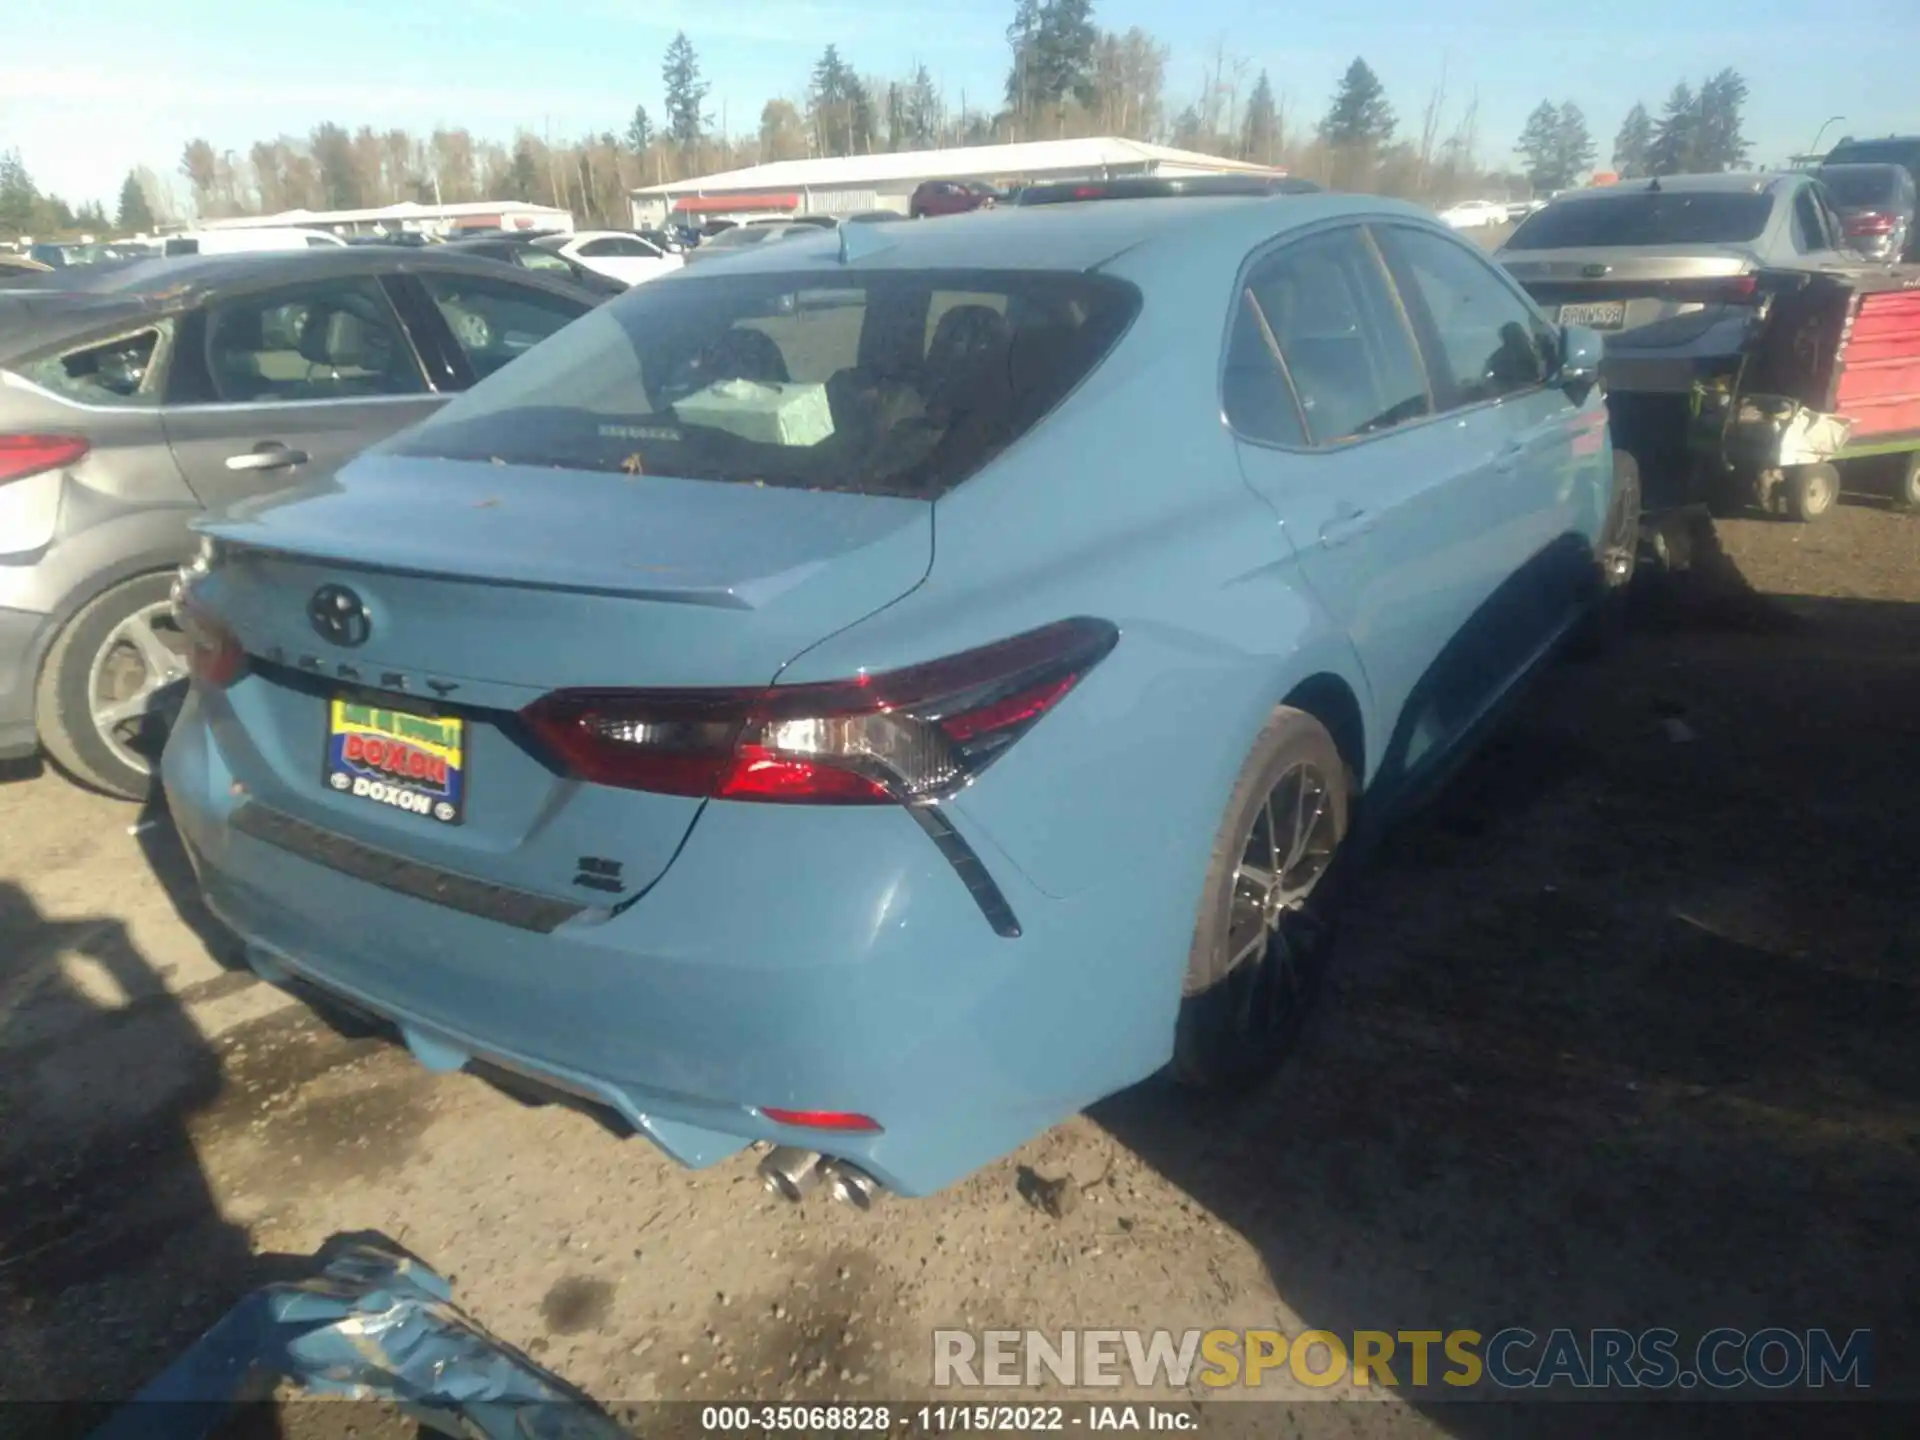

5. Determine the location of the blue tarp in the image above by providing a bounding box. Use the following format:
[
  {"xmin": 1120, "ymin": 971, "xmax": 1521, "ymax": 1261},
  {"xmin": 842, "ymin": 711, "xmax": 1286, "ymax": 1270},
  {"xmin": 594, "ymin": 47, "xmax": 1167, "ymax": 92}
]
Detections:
[{"xmin": 92, "ymin": 1232, "xmax": 630, "ymax": 1440}]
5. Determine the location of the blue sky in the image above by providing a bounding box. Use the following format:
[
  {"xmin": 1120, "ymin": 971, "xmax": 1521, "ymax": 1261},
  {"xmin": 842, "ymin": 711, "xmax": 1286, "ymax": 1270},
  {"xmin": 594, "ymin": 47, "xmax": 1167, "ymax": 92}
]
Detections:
[{"xmin": 3, "ymin": 0, "xmax": 1916, "ymax": 211}]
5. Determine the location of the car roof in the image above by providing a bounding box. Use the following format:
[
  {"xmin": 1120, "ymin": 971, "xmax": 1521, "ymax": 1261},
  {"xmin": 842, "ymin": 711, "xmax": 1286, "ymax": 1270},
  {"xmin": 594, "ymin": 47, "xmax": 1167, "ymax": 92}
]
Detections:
[
  {"xmin": 0, "ymin": 248, "xmax": 597, "ymax": 356},
  {"xmin": 14, "ymin": 245, "xmax": 584, "ymax": 300},
  {"xmin": 691, "ymin": 191, "xmax": 1437, "ymax": 278},
  {"xmin": 1816, "ymin": 162, "xmax": 1907, "ymax": 179}
]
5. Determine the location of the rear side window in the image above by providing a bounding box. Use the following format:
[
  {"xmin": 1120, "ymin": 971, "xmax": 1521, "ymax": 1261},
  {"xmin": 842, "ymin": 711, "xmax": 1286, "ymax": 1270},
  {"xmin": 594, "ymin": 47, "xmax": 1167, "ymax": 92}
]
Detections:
[
  {"xmin": 416, "ymin": 271, "xmax": 590, "ymax": 380},
  {"xmin": 1235, "ymin": 229, "xmax": 1430, "ymax": 445},
  {"xmin": 1506, "ymin": 192, "xmax": 1774, "ymax": 248},
  {"xmin": 1379, "ymin": 227, "xmax": 1554, "ymax": 405},
  {"xmin": 19, "ymin": 325, "xmax": 169, "ymax": 405},
  {"xmin": 514, "ymin": 248, "xmax": 576, "ymax": 275},
  {"xmin": 203, "ymin": 277, "xmax": 425, "ymax": 402},
  {"xmin": 383, "ymin": 268, "xmax": 1141, "ymax": 499}
]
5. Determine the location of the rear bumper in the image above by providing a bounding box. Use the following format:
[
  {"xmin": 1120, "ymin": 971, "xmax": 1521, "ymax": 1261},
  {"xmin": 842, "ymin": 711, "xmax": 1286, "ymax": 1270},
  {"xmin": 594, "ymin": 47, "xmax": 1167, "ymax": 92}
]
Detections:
[
  {"xmin": 161, "ymin": 690, "xmax": 1185, "ymax": 1197},
  {"xmin": 1599, "ymin": 349, "xmax": 1741, "ymax": 397},
  {"xmin": 0, "ymin": 606, "xmax": 50, "ymax": 759}
]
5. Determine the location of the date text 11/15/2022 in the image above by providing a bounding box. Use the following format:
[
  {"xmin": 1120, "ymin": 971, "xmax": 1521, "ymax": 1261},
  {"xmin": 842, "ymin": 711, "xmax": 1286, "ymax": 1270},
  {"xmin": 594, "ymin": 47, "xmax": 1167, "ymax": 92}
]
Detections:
[{"xmin": 699, "ymin": 1406, "xmax": 1194, "ymax": 1432}]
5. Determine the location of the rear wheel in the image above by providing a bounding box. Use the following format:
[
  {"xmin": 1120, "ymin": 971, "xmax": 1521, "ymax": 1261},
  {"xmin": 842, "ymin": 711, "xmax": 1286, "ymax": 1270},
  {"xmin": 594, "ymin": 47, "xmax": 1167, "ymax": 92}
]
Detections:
[
  {"xmin": 1780, "ymin": 462, "xmax": 1839, "ymax": 523},
  {"xmin": 35, "ymin": 573, "xmax": 190, "ymax": 800},
  {"xmin": 1568, "ymin": 450, "xmax": 1642, "ymax": 660},
  {"xmin": 1893, "ymin": 452, "xmax": 1920, "ymax": 511},
  {"xmin": 1172, "ymin": 709, "xmax": 1350, "ymax": 1091}
]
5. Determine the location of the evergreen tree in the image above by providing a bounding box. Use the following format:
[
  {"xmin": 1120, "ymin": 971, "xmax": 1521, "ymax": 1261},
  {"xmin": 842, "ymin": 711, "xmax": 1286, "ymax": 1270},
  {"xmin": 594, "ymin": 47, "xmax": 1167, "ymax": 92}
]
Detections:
[
  {"xmin": 1241, "ymin": 71, "xmax": 1278, "ymax": 164},
  {"xmin": 1554, "ymin": 103, "xmax": 1596, "ymax": 186},
  {"xmin": 625, "ymin": 104, "xmax": 654, "ymax": 155},
  {"xmin": 663, "ymin": 31, "xmax": 710, "ymax": 148},
  {"xmin": 1515, "ymin": 100, "xmax": 1563, "ymax": 189},
  {"xmin": 310, "ymin": 123, "xmax": 361, "ymax": 209},
  {"xmin": 508, "ymin": 142, "xmax": 541, "ymax": 201},
  {"xmin": 1005, "ymin": 0, "xmax": 1045, "ymax": 119},
  {"xmin": 1612, "ymin": 102, "xmax": 1654, "ymax": 178},
  {"xmin": 1694, "ymin": 69, "xmax": 1750, "ymax": 171},
  {"xmin": 116, "ymin": 171, "xmax": 155, "ymax": 232},
  {"xmin": 906, "ymin": 64, "xmax": 942, "ymax": 148},
  {"xmin": 1005, "ymin": 0, "xmax": 1098, "ymax": 121},
  {"xmin": 1647, "ymin": 82, "xmax": 1697, "ymax": 175},
  {"xmin": 1320, "ymin": 58, "xmax": 1396, "ymax": 150},
  {"xmin": 850, "ymin": 77, "xmax": 877, "ymax": 155},
  {"xmin": 811, "ymin": 44, "xmax": 855, "ymax": 156},
  {"xmin": 0, "ymin": 149, "xmax": 38, "ymax": 236}
]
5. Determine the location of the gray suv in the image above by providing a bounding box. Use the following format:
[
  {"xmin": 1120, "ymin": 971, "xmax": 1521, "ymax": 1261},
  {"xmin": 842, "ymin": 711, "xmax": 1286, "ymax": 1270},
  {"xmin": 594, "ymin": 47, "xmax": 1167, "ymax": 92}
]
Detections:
[{"xmin": 0, "ymin": 248, "xmax": 598, "ymax": 797}]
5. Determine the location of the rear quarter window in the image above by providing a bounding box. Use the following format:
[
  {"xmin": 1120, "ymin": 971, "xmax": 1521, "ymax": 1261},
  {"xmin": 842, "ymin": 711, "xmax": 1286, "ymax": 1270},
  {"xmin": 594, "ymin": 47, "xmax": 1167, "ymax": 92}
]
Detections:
[
  {"xmin": 1506, "ymin": 192, "xmax": 1775, "ymax": 248},
  {"xmin": 382, "ymin": 269, "xmax": 1140, "ymax": 500},
  {"xmin": 17, "ymin": 323, "xmax": 170, "ymax": 405}
]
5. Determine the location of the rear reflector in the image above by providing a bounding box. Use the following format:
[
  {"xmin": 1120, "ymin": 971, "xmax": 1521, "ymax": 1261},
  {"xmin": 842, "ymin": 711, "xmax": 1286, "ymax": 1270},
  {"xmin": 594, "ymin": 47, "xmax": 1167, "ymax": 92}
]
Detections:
[
  {"xmin": 0, "ymin": 433, "xmax": 88, "ymax": 485},
  {"xmin": 522, "ymin": 617, "xmax": 1119, "ymax": 805},
  {"xmin": 761, "ymin": 1108, "xmax": 882, "ymax": 1132}
]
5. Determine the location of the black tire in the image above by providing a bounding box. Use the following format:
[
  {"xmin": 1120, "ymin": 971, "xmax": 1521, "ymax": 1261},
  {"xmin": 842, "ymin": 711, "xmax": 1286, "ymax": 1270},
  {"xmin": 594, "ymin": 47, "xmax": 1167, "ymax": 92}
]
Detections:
[
  {"xmin": 1781, "ymin": 462, "xmax": 1839, "ymax": 523},
  {"xmin": 35, "ymin": 572, "xmax": 188, "ymax": 800},
  {"xmin": 1567, "ymin": 449, "xmax": 1643, "ymax": 660},
  {"xmin": 1172, "ymin": 708, "xmax": 1351, "ymax": 1092},
  {"xmin": 1893, "ymin": 452, "xmax": 1920, "ymax": 511}
]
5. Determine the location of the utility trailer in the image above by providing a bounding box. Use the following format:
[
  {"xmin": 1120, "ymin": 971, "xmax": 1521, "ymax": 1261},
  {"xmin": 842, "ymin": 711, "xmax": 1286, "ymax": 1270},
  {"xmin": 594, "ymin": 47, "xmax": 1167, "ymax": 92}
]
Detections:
[{"xmin": 1684, "ymin": 265, "xmax": 1920, "ymax": 520}]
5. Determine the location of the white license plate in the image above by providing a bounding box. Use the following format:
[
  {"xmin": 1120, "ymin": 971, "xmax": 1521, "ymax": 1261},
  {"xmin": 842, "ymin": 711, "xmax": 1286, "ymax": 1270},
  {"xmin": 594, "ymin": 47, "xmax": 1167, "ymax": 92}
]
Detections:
[{"xmin": 1559, "ymin": 301, "xmax": 1627, "ymax": 330}]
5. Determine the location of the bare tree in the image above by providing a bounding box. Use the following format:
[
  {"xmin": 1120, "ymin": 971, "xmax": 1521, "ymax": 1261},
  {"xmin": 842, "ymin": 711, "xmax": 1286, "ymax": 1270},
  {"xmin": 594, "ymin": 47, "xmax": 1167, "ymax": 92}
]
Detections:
[{"xmin": 1417, "ymin": 58, "xmax": 1449, "ymax": 196}]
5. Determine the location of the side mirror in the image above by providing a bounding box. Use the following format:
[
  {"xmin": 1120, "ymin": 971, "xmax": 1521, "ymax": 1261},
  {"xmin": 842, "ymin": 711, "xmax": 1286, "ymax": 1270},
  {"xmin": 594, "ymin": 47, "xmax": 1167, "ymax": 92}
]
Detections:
[{"xmin": 1558, "ymin": 324, "xmax": 1604, "ymax": 394}]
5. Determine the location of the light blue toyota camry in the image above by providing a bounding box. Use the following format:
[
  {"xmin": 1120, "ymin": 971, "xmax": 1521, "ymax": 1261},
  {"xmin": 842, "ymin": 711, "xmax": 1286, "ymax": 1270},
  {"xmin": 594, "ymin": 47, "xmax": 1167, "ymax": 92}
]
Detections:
[{"xmin": 163, "ymin": 191, "xmax": 1635, "ymax": 1201}]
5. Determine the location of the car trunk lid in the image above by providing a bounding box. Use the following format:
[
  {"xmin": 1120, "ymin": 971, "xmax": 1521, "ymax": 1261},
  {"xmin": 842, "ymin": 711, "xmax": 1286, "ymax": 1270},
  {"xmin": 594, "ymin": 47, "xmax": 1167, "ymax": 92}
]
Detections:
[
  {"xmin": 1500, "ymin": 246, "xmax": 1761, "ymax": 348},
  {"xmin": 193, "ymin": 454, "xmax": 934, "ymax": 902}
]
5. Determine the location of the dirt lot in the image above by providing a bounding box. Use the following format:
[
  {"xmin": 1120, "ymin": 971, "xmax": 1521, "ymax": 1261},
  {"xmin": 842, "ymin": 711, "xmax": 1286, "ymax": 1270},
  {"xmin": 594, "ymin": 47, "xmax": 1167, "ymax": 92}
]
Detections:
[{"xmin": 3, "ymin": 497, "xmax": 1918, "ymax": 1437}]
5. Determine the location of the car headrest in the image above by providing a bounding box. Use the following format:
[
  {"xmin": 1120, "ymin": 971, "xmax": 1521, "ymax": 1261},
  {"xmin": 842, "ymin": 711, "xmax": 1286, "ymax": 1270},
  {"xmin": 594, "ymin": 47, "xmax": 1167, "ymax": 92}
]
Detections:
[
  {"xmin": 703, "ymin": 326, "xmax": 790, "ymax": 384},
  {"xmin": 926, "ymin": 304, "xmax": 1009, "ymax": 371},
  {"xmin": 298, "ymin": 307, "xmax": 370, "ymax": 369}
]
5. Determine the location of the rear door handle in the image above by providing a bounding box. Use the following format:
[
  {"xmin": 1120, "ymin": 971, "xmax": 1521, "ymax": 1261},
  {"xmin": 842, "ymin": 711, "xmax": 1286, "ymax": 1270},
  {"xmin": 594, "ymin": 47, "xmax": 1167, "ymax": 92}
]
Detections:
[
  {"xmin": 225, "ymin": 442, "xmax": 310, "ymax": 473},
  {"xmin": 1319, "ymin": 509, "xmax": 1375, "ymax": 548},
  {"xmin": 1493, "ymin": 438, "xmax": 1527, "ymax": 473}
]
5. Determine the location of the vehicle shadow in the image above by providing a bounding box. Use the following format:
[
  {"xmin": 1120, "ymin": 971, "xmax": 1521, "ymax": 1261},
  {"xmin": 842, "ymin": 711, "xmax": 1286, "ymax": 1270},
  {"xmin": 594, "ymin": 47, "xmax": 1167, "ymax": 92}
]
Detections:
[
  {"xmin": 1094, "ymin": 536, "xmax": 1919, "ymax": 1432},
  {"xmin": 0, "ymin": 880, "xmax": 298, "ymax": 1439},
  {"xmin": 133, "ymin": 785, "xmax": 249, "ymax": 973}
]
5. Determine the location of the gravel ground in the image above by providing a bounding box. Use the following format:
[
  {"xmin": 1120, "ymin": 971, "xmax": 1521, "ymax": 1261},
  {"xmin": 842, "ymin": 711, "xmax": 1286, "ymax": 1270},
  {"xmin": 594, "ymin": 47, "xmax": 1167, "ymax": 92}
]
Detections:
[{"xmin": 2, "ymin": 500, "xmax": 1917, "ymax": 1439}]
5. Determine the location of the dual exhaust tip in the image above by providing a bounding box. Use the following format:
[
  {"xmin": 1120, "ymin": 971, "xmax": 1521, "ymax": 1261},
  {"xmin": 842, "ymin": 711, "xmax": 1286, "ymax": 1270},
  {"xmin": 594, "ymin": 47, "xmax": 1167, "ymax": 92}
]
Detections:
[{"xmin": 758, "ymin": 1145, "xmax": 884, "ymax": 1210}]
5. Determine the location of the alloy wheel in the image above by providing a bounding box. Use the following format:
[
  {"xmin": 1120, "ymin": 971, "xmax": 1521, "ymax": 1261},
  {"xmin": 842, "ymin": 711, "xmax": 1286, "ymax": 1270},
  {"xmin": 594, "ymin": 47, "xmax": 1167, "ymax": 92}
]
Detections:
[
  {"xmin": 86, "ymin": 600, "xmax": 189, "ymax": 777},
  {"xmin": 1186, "ymin": 760, "xmax": 1341, "ymax": 999}
]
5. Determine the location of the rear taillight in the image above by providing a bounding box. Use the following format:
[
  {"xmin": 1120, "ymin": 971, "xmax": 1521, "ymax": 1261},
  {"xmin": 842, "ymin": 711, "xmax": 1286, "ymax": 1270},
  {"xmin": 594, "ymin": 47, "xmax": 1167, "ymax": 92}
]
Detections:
[
  {"xmin": 174, "ymin": 592, "xmax": 246, "ymax": 689},
  {"xmin": 1844, "ymin": 212, "xmax": 1896, "ymax": 236},
  {"xmin": 521, "ymin": 617, "xmax": 1119, "ymax": 805},
  {"xmin": 0, "ymin": 434, "xmax": 88, "ymax": 485},
  {"xmin": 760, "ymin": 1108, "xmax": 881, "ymax": 1132}
]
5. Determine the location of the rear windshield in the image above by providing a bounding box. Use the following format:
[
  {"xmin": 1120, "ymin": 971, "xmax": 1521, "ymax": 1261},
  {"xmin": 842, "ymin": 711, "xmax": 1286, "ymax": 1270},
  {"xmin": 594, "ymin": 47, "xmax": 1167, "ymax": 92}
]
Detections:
[
  {"xmin": 1505, "ymin": 192, "xmax": 1774, "ymax": 249},
  {"xmin": 1817, "ymin": 167, "xmax": 1901, "ymax": 207},
  {"xmin": 383, "ymin": 268, "xmax": 1141, "ymax": 499},
  {"xmin": 704, "ymin": 227, "xmax": 784, "ymax": 250}
]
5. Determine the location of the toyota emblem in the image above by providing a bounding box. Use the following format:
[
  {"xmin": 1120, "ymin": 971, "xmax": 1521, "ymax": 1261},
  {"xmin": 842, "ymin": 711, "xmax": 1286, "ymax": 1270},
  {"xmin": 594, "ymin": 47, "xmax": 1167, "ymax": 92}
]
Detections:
[{"xmin": 308, "ymin": 584, "xmax": 371, "ymax": 648}]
